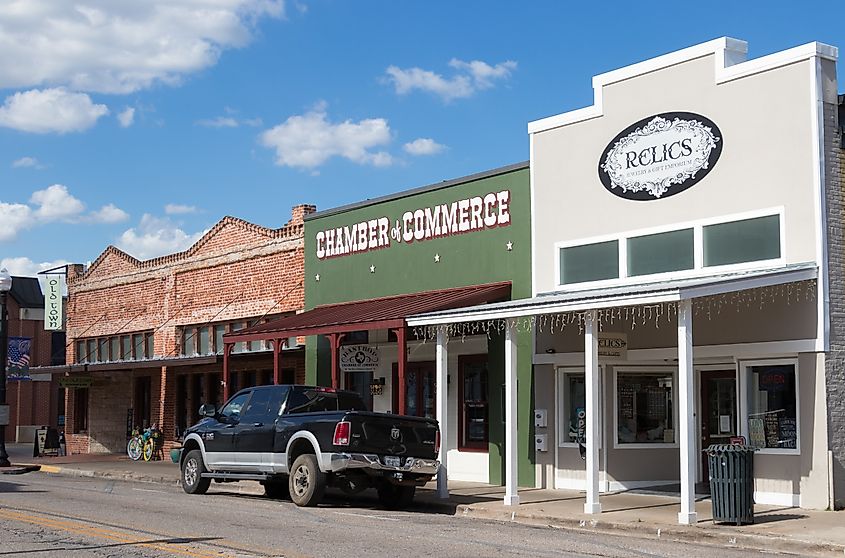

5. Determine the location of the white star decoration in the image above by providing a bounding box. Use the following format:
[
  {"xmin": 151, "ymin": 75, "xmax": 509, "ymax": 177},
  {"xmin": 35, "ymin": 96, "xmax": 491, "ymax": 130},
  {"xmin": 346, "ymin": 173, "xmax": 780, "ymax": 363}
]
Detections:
[
  {"xmin": 506, "ymin": 241, "xmax": 513, "ymax": 251},
  {"xmin": 369, "ymin": 265, "xmax": 376, "ymax": 273},
  {"xmin": 434, "ymin": 254, "xmax": 440, "ymax": 263},
  {"xmin": 315, "ymin": 274, "xmax": 320, "ymax": 281}
]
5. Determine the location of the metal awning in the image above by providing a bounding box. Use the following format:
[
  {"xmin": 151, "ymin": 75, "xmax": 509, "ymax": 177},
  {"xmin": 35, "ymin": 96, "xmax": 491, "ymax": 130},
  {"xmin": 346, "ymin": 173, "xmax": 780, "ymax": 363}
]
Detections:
[
  {"xmin": 406, "ymin": 263, "xmax": 817, "ymax": 325},
  {"xmin": 224, "ymin": 281, "xmax": 512, "ymax": 343}
]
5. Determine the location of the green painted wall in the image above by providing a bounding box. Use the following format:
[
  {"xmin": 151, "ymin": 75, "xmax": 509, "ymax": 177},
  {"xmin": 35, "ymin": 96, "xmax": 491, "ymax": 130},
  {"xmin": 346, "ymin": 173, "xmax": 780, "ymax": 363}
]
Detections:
[{"xmin": 303, "ymin": 164, "xmax": 534, "ymax": 486}]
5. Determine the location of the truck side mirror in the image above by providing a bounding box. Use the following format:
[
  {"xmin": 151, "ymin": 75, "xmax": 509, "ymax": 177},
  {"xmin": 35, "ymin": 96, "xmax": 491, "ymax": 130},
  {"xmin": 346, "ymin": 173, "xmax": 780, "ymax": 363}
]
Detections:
[{"xmin": 199, "ymin": 404, "xmax": 217, "ymax": 418}]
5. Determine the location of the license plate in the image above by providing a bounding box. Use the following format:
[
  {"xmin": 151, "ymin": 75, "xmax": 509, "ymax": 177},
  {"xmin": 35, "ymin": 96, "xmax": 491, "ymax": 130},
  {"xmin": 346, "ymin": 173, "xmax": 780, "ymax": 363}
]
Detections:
[{"xmin": 384, "ymin": 456, "xmax": 401, "ymax": 467}]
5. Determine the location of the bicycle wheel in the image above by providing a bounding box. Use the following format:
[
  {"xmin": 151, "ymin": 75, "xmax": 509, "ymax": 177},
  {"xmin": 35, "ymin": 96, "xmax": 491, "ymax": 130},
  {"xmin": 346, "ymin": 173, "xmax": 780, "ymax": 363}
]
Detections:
[
  {"xmin": 142, "ymin": 439, "xmax": 154, "ymax": 462},
  {"xmin": 127, "ymin": 437, "xmax": 142, "ymax": 461}
]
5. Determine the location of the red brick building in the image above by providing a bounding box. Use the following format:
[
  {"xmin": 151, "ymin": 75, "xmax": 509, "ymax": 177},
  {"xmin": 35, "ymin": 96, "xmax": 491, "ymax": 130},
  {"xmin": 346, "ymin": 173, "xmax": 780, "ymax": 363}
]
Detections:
[
  {"xmin": 4, "ymin": 276, "xmax": 65, "ymax": 443},
  {"xmin": 63, "ymin": 205, "xmax": 312, "ymax": 454}
]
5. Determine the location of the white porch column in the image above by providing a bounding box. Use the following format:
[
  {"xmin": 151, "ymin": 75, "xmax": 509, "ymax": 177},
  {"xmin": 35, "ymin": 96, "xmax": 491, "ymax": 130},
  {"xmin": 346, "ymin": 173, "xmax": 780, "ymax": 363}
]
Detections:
[
  {"xmin": 436, "ymin": 328, "xmax": 449, "ymax": 499},
  {"xmin": 504, "ymin": 320, "xmax": 519, "ymax": 506},
  {"xmin": 677, "ymin": 299, "xmax": 697, "ymax": 525},
  {"xmin": 584, "ymin": 310, "xmax": 602, "ymax": 515}
]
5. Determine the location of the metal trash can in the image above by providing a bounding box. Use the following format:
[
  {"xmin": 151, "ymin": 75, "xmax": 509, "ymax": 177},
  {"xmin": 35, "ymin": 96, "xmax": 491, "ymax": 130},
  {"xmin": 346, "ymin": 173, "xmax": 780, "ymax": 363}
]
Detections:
[{"xmin": 706, "ymin": 444, "xmax": 755, "ymax": 525}]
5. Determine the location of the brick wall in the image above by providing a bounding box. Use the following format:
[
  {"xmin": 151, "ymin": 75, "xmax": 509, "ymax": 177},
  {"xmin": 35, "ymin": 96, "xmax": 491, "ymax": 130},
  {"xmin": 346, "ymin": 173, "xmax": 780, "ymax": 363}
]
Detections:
[
  {"xmin": 63, "ymin": 205, "xmax": 311, "ymax": 453},
  {"xmin": 826, "ymin": 97, "xmax": 845, "ymax": 509}
]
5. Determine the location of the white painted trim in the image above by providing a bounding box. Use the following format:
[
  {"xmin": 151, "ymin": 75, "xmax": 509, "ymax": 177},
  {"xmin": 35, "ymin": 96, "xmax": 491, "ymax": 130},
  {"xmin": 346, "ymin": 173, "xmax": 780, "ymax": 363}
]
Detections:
[
  {"xmin": 809, "ymin": 54, "xmax": 830, "ymax": 353},
  {"xmin": 528, "ymin": 38, "xmax": 837, "ymax": 134},
  {"xmin": 530, "ymin": 133, "xmax": 538, "ymax": 298},
  {"xmin": 754, "ymin": 490, "xmax": 800, "ymax": 507},
  {"xmin": 553, "ymin": 207, "xmax": 786, "ymax": 291},
  {"xmin": 739, "ymin": 358, "xmax": 801, "ymax": 455},
  {"xmin": 612, "ymin": 366, "xmax": 679, "ymax": 449}
]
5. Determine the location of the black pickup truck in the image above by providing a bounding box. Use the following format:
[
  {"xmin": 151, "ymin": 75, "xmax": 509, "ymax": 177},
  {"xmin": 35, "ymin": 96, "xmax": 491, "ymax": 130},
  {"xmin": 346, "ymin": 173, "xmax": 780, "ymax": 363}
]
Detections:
[{"xmin": 179, "ymin": 384, "xmax": 440, "ymax": 508}]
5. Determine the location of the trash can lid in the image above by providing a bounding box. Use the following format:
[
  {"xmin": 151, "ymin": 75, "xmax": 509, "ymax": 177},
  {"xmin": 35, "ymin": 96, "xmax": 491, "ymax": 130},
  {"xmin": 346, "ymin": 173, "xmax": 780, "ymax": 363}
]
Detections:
[{"xmin": 705, "ymin": 443, "xmax": 758, "ymax": 455}]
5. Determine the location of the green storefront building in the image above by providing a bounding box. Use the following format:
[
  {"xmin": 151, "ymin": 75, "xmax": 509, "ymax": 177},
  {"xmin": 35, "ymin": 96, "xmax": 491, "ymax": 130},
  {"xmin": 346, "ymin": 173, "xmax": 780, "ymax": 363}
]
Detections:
[{"xmin": 301, "ymin": 162, "xmax": 534, "ymax": 487}]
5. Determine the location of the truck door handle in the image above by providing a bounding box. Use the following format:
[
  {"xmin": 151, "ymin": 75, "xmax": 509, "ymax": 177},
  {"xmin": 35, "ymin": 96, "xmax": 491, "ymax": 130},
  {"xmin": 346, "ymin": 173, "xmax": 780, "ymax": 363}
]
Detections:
[{"xmin": 253, "ymin": 422, "xmax": 263, "ymax": 427}]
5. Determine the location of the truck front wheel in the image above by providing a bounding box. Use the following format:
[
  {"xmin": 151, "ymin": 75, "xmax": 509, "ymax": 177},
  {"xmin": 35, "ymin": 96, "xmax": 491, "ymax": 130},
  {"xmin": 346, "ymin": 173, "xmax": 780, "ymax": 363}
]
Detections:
[
  {"xmin": 289, "ymin": 454, "xmax": 325, "ymax": 507},
  {"xmin": 181, "ymin": 450, "xmax": 211, "ymax": 495}
]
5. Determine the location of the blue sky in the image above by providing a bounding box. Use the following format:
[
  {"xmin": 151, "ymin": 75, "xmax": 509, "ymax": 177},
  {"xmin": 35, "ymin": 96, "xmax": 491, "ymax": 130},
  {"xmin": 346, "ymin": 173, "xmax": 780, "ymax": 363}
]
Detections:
[{"xmin": 2, "ymin": 1, "xmax": 844, "ymax": 279}]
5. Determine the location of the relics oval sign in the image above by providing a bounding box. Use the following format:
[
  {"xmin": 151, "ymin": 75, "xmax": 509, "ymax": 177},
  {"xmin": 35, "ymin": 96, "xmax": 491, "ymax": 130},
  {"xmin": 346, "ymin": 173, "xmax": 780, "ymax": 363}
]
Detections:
[{"xmin": 598, "ymin": 112, "xmax": 722, "ymax": 201}]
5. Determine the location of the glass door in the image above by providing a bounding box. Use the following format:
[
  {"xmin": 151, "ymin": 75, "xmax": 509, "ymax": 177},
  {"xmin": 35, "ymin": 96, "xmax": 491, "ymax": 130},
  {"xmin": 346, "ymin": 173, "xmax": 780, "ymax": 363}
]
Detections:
[{"xmin": 700, "ymin": 370, "xmax": 737, "ymax": 478}]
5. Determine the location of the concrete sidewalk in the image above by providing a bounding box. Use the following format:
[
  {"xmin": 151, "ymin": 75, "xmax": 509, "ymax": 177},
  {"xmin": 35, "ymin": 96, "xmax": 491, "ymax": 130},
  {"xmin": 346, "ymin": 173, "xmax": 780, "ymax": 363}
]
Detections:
[{"xmin": 4, "ymin": 443, "xmax": 845, "ymax": 556}]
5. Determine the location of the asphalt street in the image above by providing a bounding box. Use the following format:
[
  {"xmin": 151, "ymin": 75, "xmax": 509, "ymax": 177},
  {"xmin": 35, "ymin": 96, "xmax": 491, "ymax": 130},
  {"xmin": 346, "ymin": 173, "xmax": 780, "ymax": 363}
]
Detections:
[{"xmin": 0, "ymin": 473, "xmax": 808, "ymax": 558}]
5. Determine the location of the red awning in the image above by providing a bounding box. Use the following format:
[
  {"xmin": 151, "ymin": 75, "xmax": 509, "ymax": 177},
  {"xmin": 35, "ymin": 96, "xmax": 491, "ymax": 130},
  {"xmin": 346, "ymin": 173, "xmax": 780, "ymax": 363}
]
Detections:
[{"xmin": 224, "ymin": 282, "xmax": 512, "ymax": 343}]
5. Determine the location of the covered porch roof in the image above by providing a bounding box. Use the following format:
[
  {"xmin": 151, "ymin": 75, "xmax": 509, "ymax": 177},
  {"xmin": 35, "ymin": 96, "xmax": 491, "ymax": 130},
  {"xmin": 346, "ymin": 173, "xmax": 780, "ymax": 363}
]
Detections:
[
  {"xmin": 224, "ymin": 281, "xmax": 513, "ymax": 343},
  {"xmin": 406, "ymin": 263, "xmax": 817, "ymax": 326}
]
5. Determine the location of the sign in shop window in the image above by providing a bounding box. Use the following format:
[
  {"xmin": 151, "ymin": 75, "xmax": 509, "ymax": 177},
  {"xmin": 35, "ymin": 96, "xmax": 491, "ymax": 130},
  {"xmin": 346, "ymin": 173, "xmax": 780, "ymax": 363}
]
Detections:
[
  {"xmin": 616, "ymin": 372, "xmax": 675, "ymax": 445},
  {"xmin": 746, "ymin": 363, "xmax": 798, "ymax": 450}
]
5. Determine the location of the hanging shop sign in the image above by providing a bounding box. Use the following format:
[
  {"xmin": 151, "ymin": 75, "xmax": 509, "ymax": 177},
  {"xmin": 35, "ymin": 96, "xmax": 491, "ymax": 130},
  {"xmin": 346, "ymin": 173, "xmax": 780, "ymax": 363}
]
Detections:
[
  {"xmin": 59, "ymin": 376, "xmax": 94, "ymax": 388},
  {"xmin": 44, "ymin": 275, "xmax": 63, "ymax": 331},
  {"xmin": 339, "ymin": 345, "xmax": 380, "ymax": 372},
  {"xmin": 315, "ymin": 190, "xmax": 511, "ymax": 259},
  {"xmin": 598, "ymin": 332, "xmax": 627, "ymax": 361},
  {"xmin": 599, "ymin": 112, "xmax": 722, "ymax": 200}
]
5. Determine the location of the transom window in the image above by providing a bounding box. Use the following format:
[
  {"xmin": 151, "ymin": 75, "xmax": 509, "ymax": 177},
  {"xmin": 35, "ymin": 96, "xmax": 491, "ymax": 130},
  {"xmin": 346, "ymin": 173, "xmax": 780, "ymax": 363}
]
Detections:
[
  {"xmin": 557, "ymin": 211, "xmax": 783, "ymax": 287},
  {"xmin": 179, "ymin": 316, "xmax": 282, "ymax": 357},
  {"xmin": 75, "ymin": 331, "xmax": 154, "ymax": 363}
]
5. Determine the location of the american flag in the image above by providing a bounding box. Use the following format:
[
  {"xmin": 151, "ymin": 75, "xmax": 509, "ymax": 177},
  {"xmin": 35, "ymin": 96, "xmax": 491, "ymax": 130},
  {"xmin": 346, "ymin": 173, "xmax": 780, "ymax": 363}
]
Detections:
[{"xmin": 8, "ymin": 336, "xmax": 31, "ymax": 370}]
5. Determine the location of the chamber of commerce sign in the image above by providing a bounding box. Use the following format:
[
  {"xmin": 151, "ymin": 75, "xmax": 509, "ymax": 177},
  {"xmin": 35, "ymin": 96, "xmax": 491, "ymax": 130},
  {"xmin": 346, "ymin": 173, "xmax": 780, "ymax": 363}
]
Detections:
[
  {"xmin": 599, "ymin": 112, "xmax": 722, "ymax": 200},
  {"xmin": 315, "ymin": 190, "xmax": 511, "ymax": 259}
]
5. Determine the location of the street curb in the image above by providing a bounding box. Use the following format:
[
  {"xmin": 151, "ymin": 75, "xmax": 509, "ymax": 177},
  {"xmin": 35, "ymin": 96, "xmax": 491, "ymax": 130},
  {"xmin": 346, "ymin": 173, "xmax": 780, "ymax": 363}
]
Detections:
[
  {"xmin": 22, "ymin": 465, "xmax": 844, "ymax": 556},
  {"xmin": 1, "ymin": 464, "xmax": 41, "ymax": 475},
  {"xmin": 455, "ymin": 504, "xmax": 845, "ymax": 557}
]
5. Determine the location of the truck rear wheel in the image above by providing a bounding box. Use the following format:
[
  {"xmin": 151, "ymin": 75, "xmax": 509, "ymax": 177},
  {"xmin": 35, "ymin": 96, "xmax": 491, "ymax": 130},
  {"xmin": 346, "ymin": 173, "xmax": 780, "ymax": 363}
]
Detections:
[
  {"xmin": 289, "ymin": 454, "xmax": 325, "ymax": 507},
  {"xmin": 377, "ymin": 483, "xmax": 415, "ymax": 509},
  {"xmin": 181, "ymin": 450, "xmax": 211, "ymax": 495}
]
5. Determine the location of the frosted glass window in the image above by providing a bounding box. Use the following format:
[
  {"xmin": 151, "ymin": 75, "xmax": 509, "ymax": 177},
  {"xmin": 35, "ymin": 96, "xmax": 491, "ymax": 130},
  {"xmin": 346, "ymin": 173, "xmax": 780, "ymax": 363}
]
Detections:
[
  {"xmin": 214, "ymin": 325, "xmax": 225, "ymax": 354},
  {"xmin": 110, "ymin": 338, "xmax": 119, "ymax": 361},
  {"xmin": 146, "ymin": 333, "xmax": 155, "ymax": 359},
  {"xmin": 122, "ymin": 336, "xmax": 131, "ymax": 359},
  {"xmin": 560, "ymin": 240, "xmax": 619, "ymax": 284},
  {"xmin": 628, "ymin": 229, "xmax": 694, "ymax": 277},
  {"xmin": 704, "ymin": 215, "xmax": 780, "ymax": 267}
]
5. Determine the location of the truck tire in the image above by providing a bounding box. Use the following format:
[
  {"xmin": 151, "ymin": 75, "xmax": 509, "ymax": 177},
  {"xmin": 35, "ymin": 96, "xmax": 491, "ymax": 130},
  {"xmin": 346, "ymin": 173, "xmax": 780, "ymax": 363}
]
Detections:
[
  {"xmin": 181, "ymin": 450, "xmax": 211, "ymax": 495},
  {"xmin": 289, "ymin": 454, "xmax": 325, "ymax": 507},
  {"xmin": 377, "ymin": 483, "xmax": 415, "ymax": 509},
  {"xmin": 263, "ymin": 477, "xmax": 291, "ymax": 500}
]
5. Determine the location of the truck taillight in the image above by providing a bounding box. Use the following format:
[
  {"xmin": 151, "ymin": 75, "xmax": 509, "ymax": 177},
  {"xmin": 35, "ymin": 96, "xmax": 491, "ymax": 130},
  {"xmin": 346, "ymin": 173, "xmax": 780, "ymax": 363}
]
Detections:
[
  {"xmin": 333, "ymin": 421, "xmax": 351, "ymax": 446},
  {"xmin": 435, "ymin": 430, "xmax": 441, "ymax": 455}
]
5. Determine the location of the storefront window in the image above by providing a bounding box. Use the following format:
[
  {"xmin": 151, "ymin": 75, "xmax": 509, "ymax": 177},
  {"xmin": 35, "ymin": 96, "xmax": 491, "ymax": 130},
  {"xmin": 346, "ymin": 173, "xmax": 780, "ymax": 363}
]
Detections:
[
  {"xmin": 560, "ymin": 240, "xmax": 619, "ymax": 284},
  {"xmin": 198, "ymin": 326, "xmax": 210, "ymax": 355},
  {"xmin": 746, "ymin": 363, "xmax": 798, "ymax": 450},
  {"xmin": 616, "ymin": 371, "xmax": 675, "ymax": 445},
  {"xmin": 703, "ymin": 214, "xmax": 780, "ymax": 267},
  {"xmin": 627, "ymin": 228, "xmax": 694, "ymax": 277},
  {"xmin": 459, "ymin": 355, "xmax": 488, "ymax": 451}
]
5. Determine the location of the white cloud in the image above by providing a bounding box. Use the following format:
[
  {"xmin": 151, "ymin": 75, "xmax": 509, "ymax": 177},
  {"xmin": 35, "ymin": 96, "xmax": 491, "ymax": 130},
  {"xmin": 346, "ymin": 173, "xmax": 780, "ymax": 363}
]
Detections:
[
  {"xmin": 403, "ymin": 138, "xmax": 446, "ymax": 156},
  {"xmin": 259, "ymin": 103, "xmax": 393, "ymax": 169},
  {"xmin": 384, "ymin": 58, "xmax": 517, "ymax": 102},
  {"xmin": 30, "ymin": 184, "xmax": 85, "ymax": 221},
  {"xmin": 89, "ymin": 203, "xmax": 129, "ymax": 223},
  {"xmin": 1, "ymin": 257, "xmax": 69, "ymax": 278},
  {"xmin": 0, "ymin": 184, "xmax": 128, "ymax": 241},
  {"xmin": 164, "ymin": 203, "xmax": 198, "ymax": 215},
  {"xmin": 116, "ymin": 214, "xmax": 206, "ymax": 260},
  {"xmin": 197, "ymin": 116, "xmax": 239, "ymax": 128},
  {"xmin": 0, "ymin": 88, "xmax": 109, "ymax": 134},
  {"xmin": 12, "ymin": 156, "xmax": 41, "ymax": 168},
  {"xmin": 0, "ymin": 203, "xmax": 33, "ymax": 241},
  {"xmin": 117, "ymin": 107, "xmax": 135, "ymax": 128},
  {"xmin": 0, "ymin": 1, "xmax": 285, "ymax": 94}
]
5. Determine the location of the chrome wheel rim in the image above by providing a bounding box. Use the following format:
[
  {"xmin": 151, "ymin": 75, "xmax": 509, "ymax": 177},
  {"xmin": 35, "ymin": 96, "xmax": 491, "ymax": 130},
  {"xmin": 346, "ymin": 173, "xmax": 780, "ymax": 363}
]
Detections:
[
  {"xmin": 293, "ymin": 464, "xmax": 310, "ymax": 496},
  {"xmin": 184, "ymin": 458, "xmax": 198, "ymax": 487}
]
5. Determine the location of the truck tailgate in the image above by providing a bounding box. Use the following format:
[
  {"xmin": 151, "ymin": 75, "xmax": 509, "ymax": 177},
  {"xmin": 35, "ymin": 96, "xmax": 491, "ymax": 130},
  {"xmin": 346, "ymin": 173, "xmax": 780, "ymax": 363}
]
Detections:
[{"xmin": 345, "ymin": 412, "xmax": 438, "ymax": 460}]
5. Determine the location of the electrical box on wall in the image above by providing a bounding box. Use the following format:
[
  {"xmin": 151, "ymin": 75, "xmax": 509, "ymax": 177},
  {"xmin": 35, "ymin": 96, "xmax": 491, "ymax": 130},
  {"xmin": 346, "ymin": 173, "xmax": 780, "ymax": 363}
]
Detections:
[
  {"xmin": 534, "ymin": 409, "xmax": 547, "ymax": 428},
  {"xmin": 534, "ymin": 434, "xmax": 547, "ymax": 452}
]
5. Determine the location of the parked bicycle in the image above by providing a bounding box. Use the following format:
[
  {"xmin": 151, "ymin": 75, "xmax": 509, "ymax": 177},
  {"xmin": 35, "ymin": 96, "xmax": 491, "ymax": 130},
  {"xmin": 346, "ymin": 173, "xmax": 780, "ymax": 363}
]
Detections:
[{"xmin": 126, "ymin": 424, "xmax": 163, "ymax": 461}]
